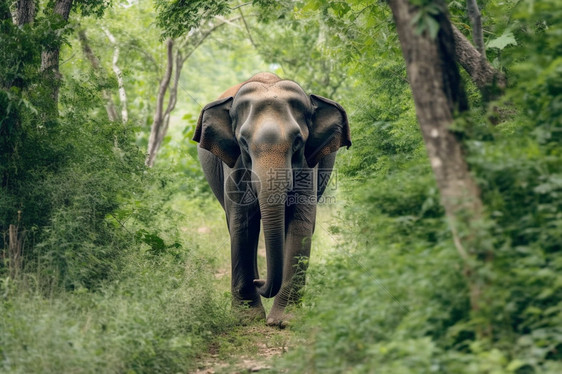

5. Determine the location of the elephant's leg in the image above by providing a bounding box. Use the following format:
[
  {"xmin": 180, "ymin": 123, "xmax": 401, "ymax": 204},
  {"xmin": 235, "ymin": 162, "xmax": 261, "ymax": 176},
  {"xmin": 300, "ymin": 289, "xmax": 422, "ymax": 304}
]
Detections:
[
  {"xmin": 267, "ymin": 203, "xmax": 317, "ymax": 327},
  {"xmin": 227, "ymin": 205, "xmax": 265, "ymax": 321}
]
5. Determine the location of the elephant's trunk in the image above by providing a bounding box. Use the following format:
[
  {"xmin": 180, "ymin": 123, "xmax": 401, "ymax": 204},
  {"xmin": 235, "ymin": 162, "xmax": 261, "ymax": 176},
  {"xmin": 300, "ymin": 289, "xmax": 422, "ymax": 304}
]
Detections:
[{"xmin": 252, "ymin": 162, "xmax": 288, "ymax": 298}]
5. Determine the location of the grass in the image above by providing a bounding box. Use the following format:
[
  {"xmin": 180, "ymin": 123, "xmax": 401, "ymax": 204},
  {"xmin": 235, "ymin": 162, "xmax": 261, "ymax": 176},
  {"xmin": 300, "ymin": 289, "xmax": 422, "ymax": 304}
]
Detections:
[
  {"xmin": 0, "ymin": 182, "xmax": 343, "ymax": 373},
  {"xmin": 0, "ymin": 248, "xmax": 236, "ymax": 373},
  {"xmin": 0, "ymin": 193, "xmax": 238, "ymax": 373}
]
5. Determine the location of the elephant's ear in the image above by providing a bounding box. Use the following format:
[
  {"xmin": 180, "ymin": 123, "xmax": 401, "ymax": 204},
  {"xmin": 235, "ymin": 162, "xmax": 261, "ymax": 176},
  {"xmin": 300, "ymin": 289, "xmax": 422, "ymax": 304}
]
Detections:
[
  {"xmin": 193, "ymin": 97, "xmax": 240, "ymax": 168},
  {"xmin": 305, "ymin": 94, "xmax": 352, "ymax": 168}
]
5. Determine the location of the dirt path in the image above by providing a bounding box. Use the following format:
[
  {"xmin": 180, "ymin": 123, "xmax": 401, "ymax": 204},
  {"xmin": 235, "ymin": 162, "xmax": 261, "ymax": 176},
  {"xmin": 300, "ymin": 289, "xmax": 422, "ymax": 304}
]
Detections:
[
  {"xmin": 190, "ymin": 207, "xmax": 337, "ymax": 373},
  {"xmin": 194, "ymin": 227, "xmax": 290, "ymax": 373},
  {"xmin": 192, "ymin": 324, "xmax": 291, "ymax": 373}
]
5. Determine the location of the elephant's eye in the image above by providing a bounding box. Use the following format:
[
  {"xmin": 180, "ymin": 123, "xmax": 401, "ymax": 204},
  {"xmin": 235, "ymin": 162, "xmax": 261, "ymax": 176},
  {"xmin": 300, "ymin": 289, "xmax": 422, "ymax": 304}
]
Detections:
[{"xmin": 293, "ymin": 135, "xmax": 304, "ymax": 152}]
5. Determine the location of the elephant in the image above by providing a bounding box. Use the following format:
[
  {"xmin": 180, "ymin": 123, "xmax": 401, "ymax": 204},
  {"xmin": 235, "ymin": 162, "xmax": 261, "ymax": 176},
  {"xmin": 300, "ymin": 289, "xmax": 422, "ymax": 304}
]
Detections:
[{"xmin": 194, "ymin": 72, "xmax": 351, "ymax": 326}]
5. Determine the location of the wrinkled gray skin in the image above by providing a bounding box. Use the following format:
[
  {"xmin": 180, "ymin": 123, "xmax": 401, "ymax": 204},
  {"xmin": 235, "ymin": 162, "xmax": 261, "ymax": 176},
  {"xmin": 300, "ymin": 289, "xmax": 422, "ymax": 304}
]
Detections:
[{"xmin": 194, "ymin": 73, "xmax": 351, "ymax": 326}]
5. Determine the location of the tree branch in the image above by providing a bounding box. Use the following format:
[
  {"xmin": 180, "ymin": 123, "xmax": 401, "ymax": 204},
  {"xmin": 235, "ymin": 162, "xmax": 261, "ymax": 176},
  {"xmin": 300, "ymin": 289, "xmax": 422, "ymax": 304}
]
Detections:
[
  {"xmin": 163, "ymin": 50, "xmax": 182, "ymax": 121},
  {"xmin": 230, "ymin": 2, "xmax": 251, "ymax": 11},
  {"xmin": 452, "ymin": 24, "xmax": 505, "ymax": 91},
  {"xmin": 180, "ymin": 16, "xmax": 243, "ymax": 65},
  {"xmin": 78, "ymin": 29, "xmax": 118, "ymax": 122},
  {"xmin": 238, "ymin": 8, "xmax": 257, "ymax": 48},
  {"xmin": 466, "ymin": 0, "xmax": 486, "ymax": 58},
  {"xmin": 127, "ymin": 44, "xmax": 160, "ymax": 74},
  {"xmin": 155, "ymin": 49, "xmax": 183, "ymax": 156},
  {"xmin": 103, "ymin": 27, "xmax": 128, "ymax": 123},
  {"xmin": 146, "ymin": 38, "xmax": 174, "ymax": 167},
  {"xmin": 145, "ymin": 15, "xmax": 245, "ymax": 167}
]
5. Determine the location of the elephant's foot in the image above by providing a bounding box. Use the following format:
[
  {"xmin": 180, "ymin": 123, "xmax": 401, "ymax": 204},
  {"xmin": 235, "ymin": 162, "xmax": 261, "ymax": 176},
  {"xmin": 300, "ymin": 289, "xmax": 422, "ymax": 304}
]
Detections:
[
  {"xmin": 265, "ymin": 283, "xmax": 303, "ymax": 328},
  {"xmin": 265, "ymin": 306, "xmax": 293, "ymax": 329}
]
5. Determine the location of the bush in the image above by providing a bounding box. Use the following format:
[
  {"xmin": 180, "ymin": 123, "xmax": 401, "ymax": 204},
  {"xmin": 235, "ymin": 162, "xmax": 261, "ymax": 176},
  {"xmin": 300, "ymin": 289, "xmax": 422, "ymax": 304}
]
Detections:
[{"xmin": 273, "ymin": 2, "xmax": 562, "ymax": 373}]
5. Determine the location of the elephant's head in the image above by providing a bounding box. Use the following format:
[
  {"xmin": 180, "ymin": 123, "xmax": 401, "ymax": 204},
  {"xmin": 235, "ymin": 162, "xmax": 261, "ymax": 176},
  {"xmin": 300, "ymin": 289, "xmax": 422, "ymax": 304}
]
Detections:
[{"xmin": 194, "ymin": 75, "xmax": 351, "ymax": 298}]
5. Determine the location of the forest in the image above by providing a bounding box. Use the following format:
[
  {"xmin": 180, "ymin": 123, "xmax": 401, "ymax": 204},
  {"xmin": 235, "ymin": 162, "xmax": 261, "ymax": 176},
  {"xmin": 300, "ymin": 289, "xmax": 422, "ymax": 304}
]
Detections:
[{"xmin": 1, "ymin": 0, "xmax": 561, "ymax": 373}]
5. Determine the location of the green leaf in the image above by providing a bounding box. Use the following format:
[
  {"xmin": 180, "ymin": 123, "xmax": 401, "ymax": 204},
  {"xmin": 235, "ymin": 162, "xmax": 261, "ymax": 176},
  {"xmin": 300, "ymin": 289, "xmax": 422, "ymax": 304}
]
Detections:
[
  {"xmin": 506, "ymin": 359, "xmax": 526, "ymax": 372},
  {"xmin": 425, "ymin": 15, "xmax": 440, "ymax": 39},
  {"xmin": 487, "ymin": 31, "xmax": 517, "ymax": 50}
]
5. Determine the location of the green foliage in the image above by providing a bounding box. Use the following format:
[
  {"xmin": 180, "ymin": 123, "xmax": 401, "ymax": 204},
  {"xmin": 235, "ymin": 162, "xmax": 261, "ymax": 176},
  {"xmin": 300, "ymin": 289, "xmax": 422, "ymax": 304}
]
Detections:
[
  {"xmin": 155, "ymin": 0, "xmax": 230, "ymax": 39},
  {"xmin": 1, "ymin": 64, "xmax": 144, "ymax": 288},
  {"xmin": 487, "ymin": 30, "xmax": 517, "ymax": 50},
  {"xmin": 2, "ymin": 0, "xmax": 562, "ymax": 372},
  {"xmin": 73, "ymin": 0, "xmax": 113, "ymax": 17},
  {"xmin": 0, "ymin": 247, "xmax": 235, "ymax": 373},
  {"xmin": 1, "ymin": 1, "xmax": 238, "ymax": 372}
]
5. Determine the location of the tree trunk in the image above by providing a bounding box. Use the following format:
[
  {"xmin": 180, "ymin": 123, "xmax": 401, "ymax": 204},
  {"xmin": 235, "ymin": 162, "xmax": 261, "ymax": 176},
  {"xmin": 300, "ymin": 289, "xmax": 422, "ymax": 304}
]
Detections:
[
  {"xmin": 15, "ymin": 0, "xmax": 35, "ymax": 26},
  {"xmin": 388, "ymin": 0, "xmax": 486, "ymax": 315},
  {"xmin": 5, "ymin": 210, "xmax": 24, "ymax": 279},
  {"xmin": 466, "ymin": 0, "xmax": 486, "ymax": 58},
  {"xmin": 77, "ymin": 29, "xmax": 119, "ymax": 122},
  {"xmin": 8, "ymin": 224, "xmax": 23, "ymax": 278},
  {"xmin": 103, "ymin": 27, "xmax": 128, "ymax": 123},
  {"xmin": 41, "ymin": 0, "xmax": 73, "ymax": 109},
  {"xmin": 145, "ymin": 38, "xmax": 174, "ymax": 167},
  {"xmin": 3, "ymin": 0, "xmax": 34, "ymax": 89},
  {"xmin": 157, "ymin": 50, "xmax": 183, "ymax": 149}
]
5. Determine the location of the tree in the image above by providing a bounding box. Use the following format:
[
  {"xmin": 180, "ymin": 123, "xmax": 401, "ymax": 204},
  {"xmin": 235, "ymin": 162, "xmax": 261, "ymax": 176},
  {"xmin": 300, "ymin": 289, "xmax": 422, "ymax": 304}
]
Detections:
[
  {"xmin": 146, "ymin": 3, "xmax": 245, "ymax": 167},
  {"xmin": 41, "ymin": 0, "xmax": 74, "ymax": 111},
  {"xmin": 1, "ymin": 0, "xmax": 112, "ymax": 277},
  {"xmin": 466, "ymin": 0, "xmax": 485, "ymax": 58},
  {"xmin": 146, "ymin": 38, "xmax": 175, "ymax": 167},
  {"xmin": 388, "ymin": 0, "xmax": 487, "ymax": 317}
]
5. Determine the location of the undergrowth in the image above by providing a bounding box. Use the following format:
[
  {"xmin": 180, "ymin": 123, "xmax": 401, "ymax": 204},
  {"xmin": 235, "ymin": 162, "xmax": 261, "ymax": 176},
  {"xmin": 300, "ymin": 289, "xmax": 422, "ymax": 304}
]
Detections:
[{"xmin": 1, "ymin": 250, "xmax": 234, "ymax": 373}]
